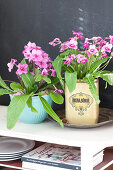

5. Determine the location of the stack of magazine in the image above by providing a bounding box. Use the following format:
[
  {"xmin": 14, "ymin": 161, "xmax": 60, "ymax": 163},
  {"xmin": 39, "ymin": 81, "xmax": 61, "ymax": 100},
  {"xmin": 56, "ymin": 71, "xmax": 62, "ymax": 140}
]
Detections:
[{"xmin": 21, "ymin": 143, "xmax": 104, "ymax": 170}]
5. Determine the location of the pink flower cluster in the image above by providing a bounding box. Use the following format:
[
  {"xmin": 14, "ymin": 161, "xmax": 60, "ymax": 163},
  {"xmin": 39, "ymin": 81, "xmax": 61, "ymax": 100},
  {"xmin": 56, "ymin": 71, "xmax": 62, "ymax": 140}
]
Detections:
[
  {"xmin": 49, "ymin": 30, "xmax": 82, "ymax": 52},
  {"xmin": 84, "ymin": 36, "xmax": 113, "ymax": 58},
  {"xmin": 7, "ymin": 42, "xmax": 56, "ymax": 77},
  {"xmin": 64, "ymin": 54, "xmax": 88, "ymax": 67},
  {"xmin": 23, "ymin": 42, "xmax": 56, "ymax": 77},
  {"xmin": 49, "ymin": 31, "xmax": 113, "ymax": 67}
]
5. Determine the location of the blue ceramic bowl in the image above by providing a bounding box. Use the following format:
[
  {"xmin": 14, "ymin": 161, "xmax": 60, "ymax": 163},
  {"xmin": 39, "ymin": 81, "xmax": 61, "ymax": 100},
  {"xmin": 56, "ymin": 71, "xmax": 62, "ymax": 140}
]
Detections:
[{"xmin": 10, "ymin": 95, "xmax": 53, "ymax": 124}]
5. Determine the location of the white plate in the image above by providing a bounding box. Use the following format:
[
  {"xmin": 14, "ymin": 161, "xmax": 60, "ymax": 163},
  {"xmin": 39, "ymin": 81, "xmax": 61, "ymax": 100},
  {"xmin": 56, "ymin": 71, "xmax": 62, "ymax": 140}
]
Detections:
[
  {"xmin": 0, "ymin": 148, "xmax": 33, "ymax": 157},
  {"xmin": 0, "ymin": 156, "xmax": 22, "ymax": 161},
  {"xmin": 0, "ymin": 137, "xmax": 35, "ymax": 155},
  {"xmin": 0, "ymin": 148, "xmax": 33, "ymax": 156}
]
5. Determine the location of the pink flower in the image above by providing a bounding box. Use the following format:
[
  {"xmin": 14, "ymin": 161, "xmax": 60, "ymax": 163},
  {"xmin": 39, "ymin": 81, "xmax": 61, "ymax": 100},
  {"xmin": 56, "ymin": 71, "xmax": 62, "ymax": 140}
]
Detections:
[
  {"xmin": 54, "ymin": 87, "xmax": 63, "ymax": 93},
  {"xmin": 98, "ymin": 40, "xmax": 107, "ymax": 47},
  {"xmin": 16, "ymin": 64, "xmax": 28, "ymax": 75},
  {"xmin": 60, "ymin": 41, "xmax": 69, "ymax": 52},
  {"xmin": 12, "ymin": 92, "xmax": 22, "ymax": 96},
  {"xmin": 76, "ymin": 54, "xmax": 88, "ymax": 64},
  {"xmin": 27, "ymin": 41, "xmax": 37, "ymax": 49},
  {"xmin": 69, "ymin": 54, "xmax": 76, "ymax": 60},
  {"xmin": 87, "ymin": 45, "xmax": 98, "ymax": 56},
  {"xmin": 109, "ymin": 35, "xmax": 113, "ymax": 44},
  {"xmin": 64, "ymin": 59, "xmax": 71, "ymax": 67},
  {"xmin": 102, "ymin": 53, "xmax": 108, "ymax": 58},
  {"xmin": 91, "ymin": 36, "xmax": 102, "ymax": 41},
  {"xmin": 42, "ymin": 52, "xmax": 50, "ymax": 62},
  {"xmin": 32, "ymin": 49, "xmax": 43, "ymax": 62},
  {"xmin": 23, "ymin": 42, "xmax": 41, "ymax": 54},
  {"xmin": 72, "ymin": 30, "xmax": 84, "ymax": 40},
  {"xmin": 51, "ymin": 69, "xmax": 56, "ymax": 77},
  {"xmin": 49, "ymin": 38, "xmax": 61, "ymax": 47},
  {"xmin": 83, "ymin": 42, "xmax": 89, "ymax": 49},
  {"xmin": 101, "ymin": 43, "xmax": 112, "ymax": 53},
  {"xmin": 67, "ymin": 39, "xmax": 77, "ymax": 49},
  {"xmin": 36, "ymin": 60, "xmax": 48, "ymax": 69},
  {"xmin": 23, "ymin": 42, "xmax": 36, "ymax": 52},
  {"xmin": 83, "ymin": 38, "xmax": 90, "ymax": 49},
  {"xmin": 7, "ymin": 59, "xmax": 17, "ymax": 72},
  {"xmin": 46, "ymin": 63, "xmax": 52, "ymax": 71},
  {"xmin": 23, "ymin": 50, "xmax": 32, "ymax": 60},
  {"xmin": 41, "ymin": 69, "xmax": 49, "ymax": 76}
]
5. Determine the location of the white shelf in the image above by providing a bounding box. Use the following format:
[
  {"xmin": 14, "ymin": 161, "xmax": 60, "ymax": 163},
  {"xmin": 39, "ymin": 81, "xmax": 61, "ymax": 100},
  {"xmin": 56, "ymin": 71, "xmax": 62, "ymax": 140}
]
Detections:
[
  {"xmin": 0, "ymin": 105, "xmax": 113, "ymax": 170},
  {"xmin": 0, "ymin": 106, "xmax": 113, "ymax": 148}
]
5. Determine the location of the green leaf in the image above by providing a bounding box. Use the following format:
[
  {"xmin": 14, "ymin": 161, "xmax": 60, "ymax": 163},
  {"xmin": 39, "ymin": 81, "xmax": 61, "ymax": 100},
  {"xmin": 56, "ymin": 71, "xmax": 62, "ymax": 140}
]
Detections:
[
  {"xmin": 35, "ymin": 75, "xmax": 51, "ymax": 84},
  {"xmin": 10, "ymin": 82, "xmax": 23, "ymax": 91},
  {"xmin": 50, "ymin": 92, "xmax": 64, "ymax": 104},
  {"xmin": 100, "ymin": 72, "xmax": 113, "ymax": 86},
  {"xmin": 42, "ymin": 75, "xmax": 51, "ymax": 84},
  {"xmin": 83, "ymin": 74, "xmax": 100, "ymax": 104},
  {"xmin": 89, "ymin": 58, "xmax": 108, "ymax": 73},
  {"xmin": 53, "ymin": 56, "xmax": 63, "ymax": 78},
  {"xmin": 27, "ymin": 97, "xmax": 38, "ymax": 113},
  {"xmin": 0, "ymin": 76, "xmax": 10, "ymax": 90},
  {"xmin": 50, "ymin": 77, "xmax": 59, "ymax": 85},
  {"xmin": 59, "ymin": 50, "xmax": 71, "ymax": 58},
  {"xmin": 7, "ymin": 94, "xmax": 31, "ymax": 129},
  {"xmin": 39, "ymin": 96, "xmax": 64, "ymax": 128},
  {"xmin": 21, "ymin": 73, "xmax": 35, "ymax": 92},
  {"xmin": 65, "ymin": 71, "xmax": 77, "ymax": 93},
  {"xmin": 52, "ymin": 56, "xmax": 64, "ymax": 89},
  {"xmin": 35, "ymin": 74, "xmax": 42, "ymax": 82},
  {"xmin": 0, "ymin": 88, "xmax": 11, "ymax": 95},
  {"xmin": 62, "ymin": 64, "xmax": 74, "ymax": 73},
  {"xmin": 21, "ymin": 58, "xmax": 26, "ymax": 64}
]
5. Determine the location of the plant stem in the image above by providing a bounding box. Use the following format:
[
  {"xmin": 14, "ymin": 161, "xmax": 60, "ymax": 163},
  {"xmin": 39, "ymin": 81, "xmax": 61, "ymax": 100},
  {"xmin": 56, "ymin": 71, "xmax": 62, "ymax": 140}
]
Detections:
[{"xmin": 4, "ymin": 80, "xmax": 18, "ymax": 83}]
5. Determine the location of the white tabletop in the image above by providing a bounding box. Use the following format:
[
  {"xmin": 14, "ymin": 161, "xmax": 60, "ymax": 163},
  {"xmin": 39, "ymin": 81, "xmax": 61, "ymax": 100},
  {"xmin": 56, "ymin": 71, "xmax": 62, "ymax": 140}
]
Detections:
[{"xmin": 0, "ymin": 105, "xmax": 113, "ymax": 149}]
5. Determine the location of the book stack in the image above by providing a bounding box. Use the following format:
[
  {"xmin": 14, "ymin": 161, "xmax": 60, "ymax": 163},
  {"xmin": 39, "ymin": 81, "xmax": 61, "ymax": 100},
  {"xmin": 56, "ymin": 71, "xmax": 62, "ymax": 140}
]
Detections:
[{"xmin": 21, "ymin": 143, "xmax": 104, "ymax": 170}]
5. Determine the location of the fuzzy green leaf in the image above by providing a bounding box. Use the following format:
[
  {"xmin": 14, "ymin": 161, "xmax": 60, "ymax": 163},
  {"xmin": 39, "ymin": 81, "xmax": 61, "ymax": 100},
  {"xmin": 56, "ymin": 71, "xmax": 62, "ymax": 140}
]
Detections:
[
  {"xmin": 35, "ymin": 74, "xmax": 42, "ymax": 82},
  {"xmin": 65, "ymin": 71, "xmax": 77, "ymax": 93},
  {"xmin": 89, "ymin": 58, "xmax": 108, "ymax": 73},
  {"xmin": 62, "ymin": 64, "xmax": 74, "ymax": 73},
  {"xmin": 7, "ymin": 94, "xmax": 31, "ymax": 129},
  {"xmin": 35, "ymin": 75, "xmax": 51, "ymax": 84},
  {"xmin": 10, "ymin": 82, "xmax": 23, "ymax": 91},
  {"xmin": 21, "ymin": 58, "xmax": 26, "ymax": 64},
  {"xmin": 50, "ymin": 92, "xmax": 64, "ymax": 104},
  {"xmin": 0, "ymin": 88, "xmax": 11, "ymax": 95},
  {"xmin": 100, "ymin": 72, "xmax": 113, "ymax": 86},
  {"xmin": 40, "ymin": 96, "xmax": 64, "ymax": 128},
  {"xmin": 50, "ymin": 77, "xmax": 59, "ymax": 85},
  {"xmin": 53, "ymin": 56, "xmax": 63, "ymax": 78},
  {"xmin": 83, "ymin": 74, "xmax": 100, "ymax": 104},
  {"xmin": 0, "ymin": 76, "xmax": 10, "ymax": 90},
  {"xmin": 27, "ymin": 97, "xmax": 38, "ymax": 113},
  {"xmin": 21, "ymin": 73, "xmax": 35, "ymax": 92},
  {"xmin": 52, "ymin": 56, "xmax": 64, "ymax": 89},
  {"xmin": 42, "ymin": 75, "xmax": 51, "ymax": 84}
]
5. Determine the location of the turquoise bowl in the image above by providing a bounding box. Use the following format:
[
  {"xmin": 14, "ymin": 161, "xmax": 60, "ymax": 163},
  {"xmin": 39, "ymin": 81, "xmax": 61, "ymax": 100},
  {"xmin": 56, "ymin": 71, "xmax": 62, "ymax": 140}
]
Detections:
[{"xmin": 10, "ymin": 95, "xmax": 53, "ymax": 124}]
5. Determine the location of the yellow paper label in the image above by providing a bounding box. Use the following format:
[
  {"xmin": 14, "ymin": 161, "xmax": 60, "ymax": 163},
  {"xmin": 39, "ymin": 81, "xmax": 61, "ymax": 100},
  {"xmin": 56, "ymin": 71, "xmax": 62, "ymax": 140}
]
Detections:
[{"xmin": 69, "ymin": 92, "xmax": 93, "ymax": 115}]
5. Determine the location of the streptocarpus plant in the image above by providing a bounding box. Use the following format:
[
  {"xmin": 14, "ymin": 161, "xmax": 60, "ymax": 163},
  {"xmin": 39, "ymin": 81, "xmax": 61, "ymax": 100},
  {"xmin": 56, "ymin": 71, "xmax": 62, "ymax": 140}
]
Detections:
[
  {"xmin": 0, "ymin": 42, "xmax": 64, "ymax": 129},
  {"xmin": 49, "ymin": 30, "xmax": 113, "ymax": 104}
]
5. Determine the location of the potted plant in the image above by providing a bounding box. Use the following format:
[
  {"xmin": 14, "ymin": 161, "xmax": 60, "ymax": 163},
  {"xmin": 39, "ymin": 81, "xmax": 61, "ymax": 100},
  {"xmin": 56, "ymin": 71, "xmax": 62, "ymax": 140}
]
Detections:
[
  {"xmin": 49, "ymin": 31, "xmax": 113, "ymax": 125},
  {"xmin": 0, "ymin": 42, "xmax": 64, "ymax": 129}
]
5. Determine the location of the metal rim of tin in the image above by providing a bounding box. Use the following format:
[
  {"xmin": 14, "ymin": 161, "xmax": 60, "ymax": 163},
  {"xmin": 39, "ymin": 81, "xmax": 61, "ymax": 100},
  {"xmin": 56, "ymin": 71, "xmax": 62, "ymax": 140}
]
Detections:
[{"xmin": 48, "ymin": 108, "xmax": 113, "ymax": 129}]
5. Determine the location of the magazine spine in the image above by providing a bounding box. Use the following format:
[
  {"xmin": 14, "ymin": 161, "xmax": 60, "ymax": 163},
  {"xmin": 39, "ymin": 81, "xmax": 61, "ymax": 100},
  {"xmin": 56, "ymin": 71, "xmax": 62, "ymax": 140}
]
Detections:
[{"xmin": 21, "ymin": 157, "xmax": 81, "ymax": 170}]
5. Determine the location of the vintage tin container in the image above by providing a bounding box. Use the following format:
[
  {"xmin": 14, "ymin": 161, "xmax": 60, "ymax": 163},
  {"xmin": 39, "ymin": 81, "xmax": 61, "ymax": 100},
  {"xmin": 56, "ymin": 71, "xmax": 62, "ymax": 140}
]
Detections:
[{"xmin": 65, "ymin": 80, "xmax": 99, "ymax": 125}]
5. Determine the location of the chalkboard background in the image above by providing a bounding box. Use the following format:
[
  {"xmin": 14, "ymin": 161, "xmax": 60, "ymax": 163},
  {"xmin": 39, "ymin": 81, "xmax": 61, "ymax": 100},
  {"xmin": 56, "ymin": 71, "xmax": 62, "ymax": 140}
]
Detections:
[{"xmin": 0, "ymin": 0, "xmax": 113, "ymax": 109}]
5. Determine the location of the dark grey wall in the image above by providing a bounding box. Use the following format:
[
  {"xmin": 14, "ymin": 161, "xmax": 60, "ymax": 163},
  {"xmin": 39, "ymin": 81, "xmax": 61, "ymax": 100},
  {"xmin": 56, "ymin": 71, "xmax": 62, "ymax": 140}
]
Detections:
[{"xmin": 0, "ymin": 0, "xmax": 113, "ymax": 108}]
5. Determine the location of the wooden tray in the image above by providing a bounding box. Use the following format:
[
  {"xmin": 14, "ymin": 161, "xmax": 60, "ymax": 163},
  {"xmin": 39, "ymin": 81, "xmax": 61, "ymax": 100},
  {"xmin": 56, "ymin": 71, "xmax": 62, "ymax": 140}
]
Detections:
[{"xmin": 48, "ymin": 108, "xmax": 113, "ymax": 128}]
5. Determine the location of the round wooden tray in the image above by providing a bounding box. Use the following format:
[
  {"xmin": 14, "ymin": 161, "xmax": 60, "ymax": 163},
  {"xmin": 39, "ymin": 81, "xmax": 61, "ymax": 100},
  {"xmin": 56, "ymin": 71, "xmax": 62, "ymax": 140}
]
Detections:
[{"xmin": 48, "ymin": 108, "xmax": 113, "ymax": 128}]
